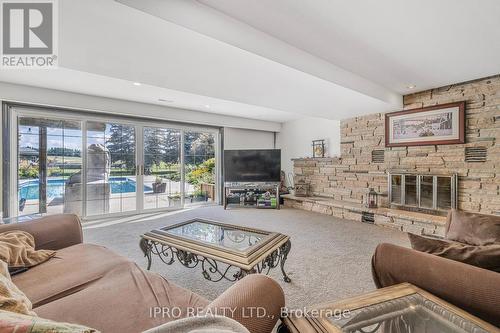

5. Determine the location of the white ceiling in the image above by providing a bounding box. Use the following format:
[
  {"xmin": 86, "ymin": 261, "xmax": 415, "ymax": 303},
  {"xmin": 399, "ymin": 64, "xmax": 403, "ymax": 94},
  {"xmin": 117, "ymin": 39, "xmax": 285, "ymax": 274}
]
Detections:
[
  {"xmin": 198, "ymin": 0, "xmax": 500, "ymax": 94},
  {"xmin": 0, "ymin": 68, "xmax": 299, "ymax": 123},
  {"xmin": 1, "ymin": 0, "xmax": 499, "ymax": 124}
]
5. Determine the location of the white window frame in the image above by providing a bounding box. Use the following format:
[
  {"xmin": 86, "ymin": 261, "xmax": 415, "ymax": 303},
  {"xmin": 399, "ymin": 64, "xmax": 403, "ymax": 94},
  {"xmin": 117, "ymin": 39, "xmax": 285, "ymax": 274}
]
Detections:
[{"xmin": 8, "ymin": 105, "xmax": 220, "ymax": 220}]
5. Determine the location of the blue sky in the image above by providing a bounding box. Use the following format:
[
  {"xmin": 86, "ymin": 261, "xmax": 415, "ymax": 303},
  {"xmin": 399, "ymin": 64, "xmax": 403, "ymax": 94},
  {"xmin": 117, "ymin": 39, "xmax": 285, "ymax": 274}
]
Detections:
[{"xmin": 19, "ymin": 134, "xmax": 82, "ymax": 151}]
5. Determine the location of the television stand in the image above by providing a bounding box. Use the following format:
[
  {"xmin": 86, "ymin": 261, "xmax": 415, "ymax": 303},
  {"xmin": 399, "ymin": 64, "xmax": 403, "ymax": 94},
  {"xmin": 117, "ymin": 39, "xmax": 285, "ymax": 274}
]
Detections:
[{"xmin": 224, "ymin": 182, "xmax": 280, "ymax": 210}]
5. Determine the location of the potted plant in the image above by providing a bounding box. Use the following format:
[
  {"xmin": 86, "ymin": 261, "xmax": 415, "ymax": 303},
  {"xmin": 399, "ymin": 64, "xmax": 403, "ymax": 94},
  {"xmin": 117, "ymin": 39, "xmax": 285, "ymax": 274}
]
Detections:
[
  {"xmin": 168, "ymin": 193, "xmax": 182, "ymax": 206},
  {"xmin": 190, "ymin": 190, "xmax": 208, "ymax": 203},
  {"xmin": 200, "ymin": 182, "xmax": 215, "ymax": 200},
  {"xmin": 152, "ymin": 177, "xmax": 166, "ymax": 193}
]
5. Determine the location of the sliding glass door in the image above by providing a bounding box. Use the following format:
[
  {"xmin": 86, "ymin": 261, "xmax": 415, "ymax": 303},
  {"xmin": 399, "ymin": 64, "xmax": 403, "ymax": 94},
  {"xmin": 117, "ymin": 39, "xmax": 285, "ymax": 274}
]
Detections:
[
  {"xmin": 85, "ymin": 121, "xmax": 137, "ymax": 216},
  {"xmin": 184, "ymin": 131, "xmax": 216, "ymax": 207},
  {"xmin": 10, "ymin": 106, "xmax": 219, "ymax": 218},
  {"xmin": 17, "ymin": 117, "xmax": 83, "ymax": 216},
  {"xmin": 142, "ymin": 126, "xmax": 182, "ymax": 210}
]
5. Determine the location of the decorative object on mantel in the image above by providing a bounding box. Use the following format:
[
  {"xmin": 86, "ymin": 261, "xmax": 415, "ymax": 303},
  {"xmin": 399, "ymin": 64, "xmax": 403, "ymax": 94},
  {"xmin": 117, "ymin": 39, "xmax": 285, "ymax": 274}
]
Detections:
[
  {"xmin": 312, "ymin": 139, "xmax": 326, "ymax": 158},
  {"xmin": 279, "ymin": 171, "xmax": 289, "ymax": 194},
  {"xmin": 294, "ymin": 183, "xmax": 309, "ymax": 197},
  {"xmin": 286, "ymin": 172, "xmax": 295, "ymax": 195},
  {"xmin": 385, "ymin": 101, "xmax": 465, "ymax": 147},
  {"xmin": 366, "ymin": 188, "xmax": 379, "ymax": 208}
]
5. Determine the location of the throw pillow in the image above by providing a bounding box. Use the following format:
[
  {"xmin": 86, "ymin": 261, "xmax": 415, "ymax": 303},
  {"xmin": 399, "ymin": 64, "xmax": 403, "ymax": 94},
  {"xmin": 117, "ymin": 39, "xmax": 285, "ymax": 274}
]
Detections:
[
  {"xmin": 408, "ymin": 233, "xmax": 500, "ymax": 272},
  {"xmin": 0, "ymin": 310, "xmax": 99, "ymax": 333},
  {"xmin": 0, "ymin": 231, "xmax": 55, "ymax": 269},
  {"xmin": 445, "ymin": 209, "xmax": 500, "ymax": 246},
  {"xmin": 0, "ymin": 260, "xmax": 36, "ymax": 316}
]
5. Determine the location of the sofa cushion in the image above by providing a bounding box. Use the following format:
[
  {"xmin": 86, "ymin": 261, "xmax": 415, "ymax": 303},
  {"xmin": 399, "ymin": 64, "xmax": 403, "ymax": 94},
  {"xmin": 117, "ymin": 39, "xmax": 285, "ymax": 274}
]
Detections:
[
  {"xmin": 35, "ymin": 262, "xmax": 209, "ymax": 333},
  {"xmin": 0, "ymin": 230, "xmax": 55, "ymax": 269},
  {"xmin": 445, "ymin": 209, "xmax": 500, "ymax": 245},
  {"xmin": 0, "ymin": 310, "xmax": 98, "ymax": 333},
  {"xmin": 12, "ymin": 243, "xmax": 131, "ymax": 307},
  {"xmin": 0, "ymin": 260, "xmax": 35, "ymax": 316},
  {"xmin": 408, "ymin": 233, "xmax": 500, "ymax": 272},
  {"xmin": 0, "ymin": 214, "xmax": 83, "ymax": 251}
]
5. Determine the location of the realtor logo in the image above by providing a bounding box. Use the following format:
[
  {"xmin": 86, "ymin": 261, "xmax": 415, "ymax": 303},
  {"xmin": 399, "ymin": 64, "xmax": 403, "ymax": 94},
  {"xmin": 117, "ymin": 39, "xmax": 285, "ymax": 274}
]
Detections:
[{"xmin": 1, "ymin": 0, "xmax": 58, "ymax": 68}]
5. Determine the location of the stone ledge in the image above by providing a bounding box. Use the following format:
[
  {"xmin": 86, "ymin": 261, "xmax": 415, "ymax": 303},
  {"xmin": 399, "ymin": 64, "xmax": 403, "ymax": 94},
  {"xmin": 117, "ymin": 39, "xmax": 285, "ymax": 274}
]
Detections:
[
  {"xmin": 282, "ymin": 194, "xmax": 447, "ymax": 236},
  {"xmin": 291, "ymin": 157, "xmax": 341, "ymax": 161}
]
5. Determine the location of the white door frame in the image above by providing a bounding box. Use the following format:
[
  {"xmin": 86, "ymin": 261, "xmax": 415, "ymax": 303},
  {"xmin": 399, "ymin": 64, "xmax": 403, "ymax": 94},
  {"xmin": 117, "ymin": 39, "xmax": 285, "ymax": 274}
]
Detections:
[
  {"xmin": 137, "ymin": 125, "xmax": 184, "ymax": 214},
  {"xmin": 136, "ymin": 125, "xmax": 144, "ymax": 213}
]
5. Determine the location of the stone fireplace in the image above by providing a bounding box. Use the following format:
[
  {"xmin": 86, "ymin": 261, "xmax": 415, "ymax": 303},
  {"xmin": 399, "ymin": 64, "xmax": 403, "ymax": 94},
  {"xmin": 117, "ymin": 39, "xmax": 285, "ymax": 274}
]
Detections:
[
  {"xmin": 282, "ymin": 75, "xmax": 500, "ymax": 236},
  {"xmin": 388, "ymin": 172, "xmax": 457, "ymax": 215}
]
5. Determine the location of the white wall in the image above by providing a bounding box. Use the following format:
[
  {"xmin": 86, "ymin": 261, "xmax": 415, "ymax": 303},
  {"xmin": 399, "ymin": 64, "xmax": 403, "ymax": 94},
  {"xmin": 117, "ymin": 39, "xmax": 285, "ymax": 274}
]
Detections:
[
  {"xmin": 277, "ymin": 117, "xmax": 340, "ymax": 185},
  {"xmin": 0, "ymin": 82, "xmax": 281, "ymax": 132},
  {"xmin": 224, "ymin": 128, "xmax": 276, "ymax": 150}
]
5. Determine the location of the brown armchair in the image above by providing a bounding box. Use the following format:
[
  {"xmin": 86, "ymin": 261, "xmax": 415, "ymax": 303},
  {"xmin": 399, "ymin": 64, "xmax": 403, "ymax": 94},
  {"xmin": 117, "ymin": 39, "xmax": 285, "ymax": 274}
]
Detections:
[{"xmin": 372, "ymin": 243, "xmax": 500, "ymax": 327}]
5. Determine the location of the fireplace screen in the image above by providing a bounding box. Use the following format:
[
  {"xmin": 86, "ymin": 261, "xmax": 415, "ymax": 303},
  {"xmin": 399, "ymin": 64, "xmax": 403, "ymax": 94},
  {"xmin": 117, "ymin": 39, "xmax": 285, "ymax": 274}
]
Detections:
[{"xmin": 388, "ymin": 173, "xmax": 457, "ymax": 213}]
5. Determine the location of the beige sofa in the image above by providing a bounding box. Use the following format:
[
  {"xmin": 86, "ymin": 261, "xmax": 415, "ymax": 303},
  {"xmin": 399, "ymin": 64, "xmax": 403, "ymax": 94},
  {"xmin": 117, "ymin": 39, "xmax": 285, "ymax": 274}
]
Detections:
[{"xmin": 0, "ymin": 214, "xmax": 285, "ymax": 333}]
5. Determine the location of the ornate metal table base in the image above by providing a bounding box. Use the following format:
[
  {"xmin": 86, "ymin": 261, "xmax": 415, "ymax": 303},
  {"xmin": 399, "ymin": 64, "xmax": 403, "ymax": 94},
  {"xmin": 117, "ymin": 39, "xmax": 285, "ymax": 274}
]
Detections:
[{"xmin": 140, "ymin": 238, "xmax": 291, "ymax": 283}]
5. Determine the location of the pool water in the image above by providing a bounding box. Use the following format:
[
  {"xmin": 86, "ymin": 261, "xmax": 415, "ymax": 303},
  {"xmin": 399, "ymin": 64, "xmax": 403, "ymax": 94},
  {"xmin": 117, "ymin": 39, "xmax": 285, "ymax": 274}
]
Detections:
[{"xmin": 18, "ymin": 177, "xmax": 152, "ymax": 200}]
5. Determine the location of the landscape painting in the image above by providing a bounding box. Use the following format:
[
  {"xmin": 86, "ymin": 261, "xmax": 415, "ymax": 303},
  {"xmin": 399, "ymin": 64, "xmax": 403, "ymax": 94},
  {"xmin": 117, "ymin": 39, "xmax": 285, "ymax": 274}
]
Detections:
[{"xmin": 385, "ymin": 102, "xmax": 465, "ymax": 147}]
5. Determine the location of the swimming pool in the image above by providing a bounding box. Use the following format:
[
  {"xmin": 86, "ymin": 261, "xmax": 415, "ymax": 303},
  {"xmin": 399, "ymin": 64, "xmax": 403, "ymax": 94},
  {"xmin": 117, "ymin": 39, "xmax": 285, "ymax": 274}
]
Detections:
[{"xmin": 18, "ymin": 177, "xmax": 152, "ymax": 200}]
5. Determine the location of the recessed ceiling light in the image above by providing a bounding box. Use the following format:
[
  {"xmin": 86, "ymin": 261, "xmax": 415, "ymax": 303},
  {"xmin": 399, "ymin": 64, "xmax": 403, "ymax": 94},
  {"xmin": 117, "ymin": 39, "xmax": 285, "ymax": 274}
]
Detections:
[
  {"xmin": 205, "ymin": 104, "xmax": 211, "ymax": 108},
  {"xmin": 158, "ymin": 98, "xmax": 174, "ymax": 103},
  {"xmin": 133, "ymin": 82, "xmax": 142, "ymax": 86},
  {"xmin": 407, "ymin": 84, "xmax": 416, "ymax": 89}
]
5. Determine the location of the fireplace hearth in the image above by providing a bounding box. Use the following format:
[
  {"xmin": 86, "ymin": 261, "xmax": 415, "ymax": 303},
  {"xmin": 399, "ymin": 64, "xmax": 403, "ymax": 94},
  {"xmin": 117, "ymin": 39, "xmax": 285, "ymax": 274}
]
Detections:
[{"xmin": 388, "ymin": 172, "xmax": 457, "ymax": 215}]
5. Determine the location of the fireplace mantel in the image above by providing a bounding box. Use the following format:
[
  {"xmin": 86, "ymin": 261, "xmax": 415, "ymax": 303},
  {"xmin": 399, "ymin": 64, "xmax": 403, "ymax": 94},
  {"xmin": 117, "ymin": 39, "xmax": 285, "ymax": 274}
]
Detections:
[{"xmin": 282, "ymin": 194, "xmax": 447, "ymax": 236}]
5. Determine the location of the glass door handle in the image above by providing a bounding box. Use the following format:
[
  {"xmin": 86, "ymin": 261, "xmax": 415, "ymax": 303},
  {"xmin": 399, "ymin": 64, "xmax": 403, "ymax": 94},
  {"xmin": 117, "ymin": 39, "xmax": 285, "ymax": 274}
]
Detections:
[{"xmin": 136, "ymin": 165, "xmax": 146, "ymax": 175}]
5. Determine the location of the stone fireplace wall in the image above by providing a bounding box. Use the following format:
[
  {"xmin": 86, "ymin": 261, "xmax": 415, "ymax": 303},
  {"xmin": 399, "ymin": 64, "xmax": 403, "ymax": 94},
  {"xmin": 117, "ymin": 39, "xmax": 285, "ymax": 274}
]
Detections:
[{"xmin": 292, "ymin": 75, "xmax": 500, "ymax": 215}]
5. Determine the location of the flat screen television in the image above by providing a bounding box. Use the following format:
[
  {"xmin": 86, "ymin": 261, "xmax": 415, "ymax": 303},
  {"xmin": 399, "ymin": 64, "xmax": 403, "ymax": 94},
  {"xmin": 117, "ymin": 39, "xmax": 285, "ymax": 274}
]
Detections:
[{"xmin": 224, "ymin": 149, "xmax": 281, "ymax": 183}]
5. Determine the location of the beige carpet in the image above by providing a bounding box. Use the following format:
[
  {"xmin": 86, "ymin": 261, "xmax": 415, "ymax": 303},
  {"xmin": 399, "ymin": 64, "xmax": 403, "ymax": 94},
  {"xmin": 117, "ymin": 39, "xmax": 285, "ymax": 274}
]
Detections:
[{"xmin": 83, "ymin": 206, "xmax": 409, "ymax": 308}]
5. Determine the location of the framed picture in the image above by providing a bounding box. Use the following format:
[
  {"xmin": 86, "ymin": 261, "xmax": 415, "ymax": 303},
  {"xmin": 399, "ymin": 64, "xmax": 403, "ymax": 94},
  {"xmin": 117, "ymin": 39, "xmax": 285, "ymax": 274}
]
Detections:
[{"xmin": 385, "ymin": 101, "xmax": 465, "ymax": 147}]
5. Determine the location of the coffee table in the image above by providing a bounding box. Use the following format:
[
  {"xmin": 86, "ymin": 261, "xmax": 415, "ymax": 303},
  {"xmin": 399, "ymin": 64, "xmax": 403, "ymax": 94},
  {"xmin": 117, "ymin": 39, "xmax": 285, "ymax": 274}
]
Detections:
[
  {"xmin": 140, "ymin": 218, "xmax": 291, "ymax": 283},
  {"xmin": 280, "ymin": 283, "xmax": 498, "ymax": 333}
]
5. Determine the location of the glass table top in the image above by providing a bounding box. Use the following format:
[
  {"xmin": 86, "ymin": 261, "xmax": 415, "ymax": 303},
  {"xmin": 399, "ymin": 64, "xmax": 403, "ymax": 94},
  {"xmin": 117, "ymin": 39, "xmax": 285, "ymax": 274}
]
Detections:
[
  {"xmin": 328, "ymin": 293, "xmax": 488, "ymax": 333},
  {"xmin": 160, "ymin": 220, "xmax": 267, "ymax": 252}
]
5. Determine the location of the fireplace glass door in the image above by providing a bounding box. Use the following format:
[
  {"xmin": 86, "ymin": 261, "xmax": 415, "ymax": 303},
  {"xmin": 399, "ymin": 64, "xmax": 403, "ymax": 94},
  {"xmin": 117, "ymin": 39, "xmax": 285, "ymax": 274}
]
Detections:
[
  {"xmin": 391, "ymin": 175, "xmax": 402, "ymax": 205},
  {"xmin": 437, "ymin": 177, "xmax": 453, "ymax": 210},
  {"xmin": 419, "ymin": 176, "xmax": 434, "ymax": 209},
  {"xmin": 404, "ymin": 175, "xmax": 417, "ymax": 207},
  {"xmin": 388, "ymin": 173, "xmax": 457, "ymax": 213}
]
